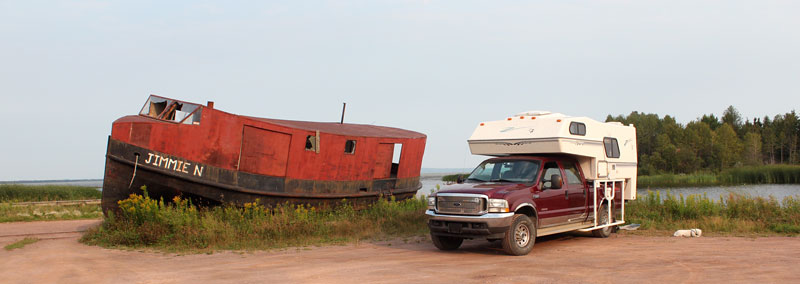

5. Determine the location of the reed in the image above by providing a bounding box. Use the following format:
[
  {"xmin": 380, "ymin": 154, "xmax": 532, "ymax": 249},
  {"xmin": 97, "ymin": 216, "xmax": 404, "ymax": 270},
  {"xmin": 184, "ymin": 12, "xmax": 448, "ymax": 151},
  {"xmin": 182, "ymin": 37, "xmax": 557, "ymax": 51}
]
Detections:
[
  {"xmin": 637, "ymin": 173, "xmax": 719, "ymax": 188},
  {"xmin": 637, "ymin": 165, "xmax": 800, "ymax": 188},
  {"xmin": 81, "ymin": 190, "xmax": 429, "ymax": 252},
  {"xmin": 719, "ymin": 165, "xmax": 800, "ymax": 185},
  {"xmin": 0, "ymin": 184, "xmax": 101, "ymax": 202},
  {"xmin": 626, "ymin": 191, "xmax": 800, "ymax": 235}
]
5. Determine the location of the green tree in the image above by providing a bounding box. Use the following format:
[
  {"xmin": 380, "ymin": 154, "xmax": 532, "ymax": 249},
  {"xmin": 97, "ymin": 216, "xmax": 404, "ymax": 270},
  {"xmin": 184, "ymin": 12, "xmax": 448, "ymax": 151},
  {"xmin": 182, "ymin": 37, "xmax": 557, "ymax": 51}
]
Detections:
[
  {"xmin": 700, "ymin": 114, "xmax": 722, "ymax": 130},
  {"xmin": 713, "ymin": 124, "xmax": 742, "ymax": 169},
  {"xmin": 722, "ymin": 105, "xmax": 743, "ymax": 135},
  {"xmin": 761, "ymin": 116, "xmax": 776, "ymax": 164},
  {"xmin": 685, "ymin": 121, "xmax": 715, "ymax": 168},
  {"xmin": 742, "ymin": 132, "xmax": 762, "ymax": 166}
]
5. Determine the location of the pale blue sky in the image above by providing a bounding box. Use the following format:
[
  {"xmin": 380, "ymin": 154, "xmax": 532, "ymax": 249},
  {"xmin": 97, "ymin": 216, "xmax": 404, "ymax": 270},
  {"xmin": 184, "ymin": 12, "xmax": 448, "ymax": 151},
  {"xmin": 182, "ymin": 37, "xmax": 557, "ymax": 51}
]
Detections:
[{"xmin": 1, "ymin": 1, "xmax": 799, "ymax": 180}]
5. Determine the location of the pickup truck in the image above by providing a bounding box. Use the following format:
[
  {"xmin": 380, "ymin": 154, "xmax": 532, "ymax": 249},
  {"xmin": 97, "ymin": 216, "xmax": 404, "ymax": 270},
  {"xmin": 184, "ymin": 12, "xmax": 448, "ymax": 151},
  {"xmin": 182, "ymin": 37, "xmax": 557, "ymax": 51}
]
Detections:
[{"xmin": 426, "ymin": 155, "xmax": 623, "ymax": 255}]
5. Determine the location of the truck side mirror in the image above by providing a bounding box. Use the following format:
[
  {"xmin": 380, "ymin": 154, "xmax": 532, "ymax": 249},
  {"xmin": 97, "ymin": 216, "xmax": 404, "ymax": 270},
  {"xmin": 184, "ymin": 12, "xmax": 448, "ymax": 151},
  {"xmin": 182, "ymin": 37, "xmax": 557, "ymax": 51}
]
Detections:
[
  {"xmin": 456, "ymin": 175, "xmax": 465, "ymax": 184},
  {"xmin": 550, "ymin": 174, "xmax": 563, "ymax": 189}
]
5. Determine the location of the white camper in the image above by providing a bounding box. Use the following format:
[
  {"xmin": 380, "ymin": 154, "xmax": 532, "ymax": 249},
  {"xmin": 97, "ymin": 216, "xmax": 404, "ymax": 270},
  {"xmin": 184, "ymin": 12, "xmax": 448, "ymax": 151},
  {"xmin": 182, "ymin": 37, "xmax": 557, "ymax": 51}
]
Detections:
[{"xmin": 467, "ymin": 111, "xmax": 638, "ymax": 200}]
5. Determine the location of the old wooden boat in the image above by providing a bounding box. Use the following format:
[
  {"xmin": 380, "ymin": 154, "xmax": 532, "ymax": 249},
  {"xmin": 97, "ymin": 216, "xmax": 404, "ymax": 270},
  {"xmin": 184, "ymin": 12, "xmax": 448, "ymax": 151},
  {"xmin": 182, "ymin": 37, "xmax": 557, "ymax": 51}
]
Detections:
[{"xmin": 102, "ymin": 95, "xmax": 426, "ymax": 212}]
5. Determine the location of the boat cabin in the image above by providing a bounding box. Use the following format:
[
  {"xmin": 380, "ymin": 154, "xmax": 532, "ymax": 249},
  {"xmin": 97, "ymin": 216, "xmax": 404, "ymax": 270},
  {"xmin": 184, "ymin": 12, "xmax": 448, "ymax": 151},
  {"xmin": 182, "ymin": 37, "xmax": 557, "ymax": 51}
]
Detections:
[{"xmin": 102, "ymin": 95, "xmax": 427, "ymax": 211}]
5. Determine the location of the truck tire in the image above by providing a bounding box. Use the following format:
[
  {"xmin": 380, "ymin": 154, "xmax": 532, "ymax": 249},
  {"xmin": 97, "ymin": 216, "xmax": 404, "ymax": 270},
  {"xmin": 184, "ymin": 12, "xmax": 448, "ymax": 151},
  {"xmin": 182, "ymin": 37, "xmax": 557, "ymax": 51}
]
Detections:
[
  {"xmin": 502, "ymin": 214, "xmax": 535, "ymax": 256},
  {"xmin": 592, "ymin": 204, "xmax": 613, "ymax": 238},
  {"xmin": 431, "ymin": 234, "xmax": 463, "ymax": 250}
]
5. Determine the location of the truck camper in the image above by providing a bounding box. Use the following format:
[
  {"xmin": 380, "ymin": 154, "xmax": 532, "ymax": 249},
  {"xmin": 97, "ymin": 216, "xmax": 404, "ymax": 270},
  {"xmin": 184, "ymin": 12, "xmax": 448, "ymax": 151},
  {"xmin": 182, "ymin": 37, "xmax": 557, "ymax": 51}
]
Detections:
[{"xmin": 427, "ymin": 111, "xmax": 637, "ymax": 255}]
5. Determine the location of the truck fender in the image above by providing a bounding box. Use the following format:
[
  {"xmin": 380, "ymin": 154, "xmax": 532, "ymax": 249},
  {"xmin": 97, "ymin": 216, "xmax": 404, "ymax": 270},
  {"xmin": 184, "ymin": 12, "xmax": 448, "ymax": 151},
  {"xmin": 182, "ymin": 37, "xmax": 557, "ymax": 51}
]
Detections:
[{"xmin": 514, "ymin": 203, "xmax": 538, "ymax": 227}]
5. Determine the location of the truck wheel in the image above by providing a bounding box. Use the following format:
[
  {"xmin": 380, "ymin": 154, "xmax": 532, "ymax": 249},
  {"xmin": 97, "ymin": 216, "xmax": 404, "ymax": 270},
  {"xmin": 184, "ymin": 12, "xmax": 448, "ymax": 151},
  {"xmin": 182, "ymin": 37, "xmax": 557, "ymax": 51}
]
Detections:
[
  {"xmin": 502, "ymin": 214, "xmax": 535, "ymax": 256},
  {"xmin": 592, "ymin": 204, "xmax": 613, "ymax": 238},
  {"xmin": 431, "ymin": 234, "xmax": 463, "ymax": 250}
]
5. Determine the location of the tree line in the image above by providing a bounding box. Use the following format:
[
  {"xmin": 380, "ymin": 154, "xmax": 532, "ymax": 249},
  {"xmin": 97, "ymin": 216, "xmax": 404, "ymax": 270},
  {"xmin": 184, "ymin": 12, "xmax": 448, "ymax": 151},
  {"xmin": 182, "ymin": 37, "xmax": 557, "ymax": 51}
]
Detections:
[{"xmin": 606, "ymin": 106, "xmax": 799, "ymax": 175}]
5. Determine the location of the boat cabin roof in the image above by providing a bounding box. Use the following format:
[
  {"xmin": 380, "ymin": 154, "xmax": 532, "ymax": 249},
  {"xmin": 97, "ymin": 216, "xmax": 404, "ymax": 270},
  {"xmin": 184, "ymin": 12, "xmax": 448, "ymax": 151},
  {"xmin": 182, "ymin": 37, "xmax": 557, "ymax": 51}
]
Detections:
[{"xmin": 136, "ymin": 94, "xmax": 425, "ymax": 139}]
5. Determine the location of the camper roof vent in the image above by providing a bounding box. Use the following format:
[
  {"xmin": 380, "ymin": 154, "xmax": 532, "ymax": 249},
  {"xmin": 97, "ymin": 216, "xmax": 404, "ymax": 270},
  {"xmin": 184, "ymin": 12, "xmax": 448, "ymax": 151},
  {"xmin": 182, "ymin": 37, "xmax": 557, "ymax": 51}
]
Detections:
[{"xmin": 513, "ymin": 110, "xmax": 565, "ymax": 117}]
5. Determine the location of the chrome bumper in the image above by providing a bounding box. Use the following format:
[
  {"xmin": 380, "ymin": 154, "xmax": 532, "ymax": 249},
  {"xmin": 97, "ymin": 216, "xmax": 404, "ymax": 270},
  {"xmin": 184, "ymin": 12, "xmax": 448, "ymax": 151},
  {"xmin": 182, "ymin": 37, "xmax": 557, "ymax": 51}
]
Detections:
[{"xmin": 426, "ymin": 210, "xmax": 515, "ymax": 228}]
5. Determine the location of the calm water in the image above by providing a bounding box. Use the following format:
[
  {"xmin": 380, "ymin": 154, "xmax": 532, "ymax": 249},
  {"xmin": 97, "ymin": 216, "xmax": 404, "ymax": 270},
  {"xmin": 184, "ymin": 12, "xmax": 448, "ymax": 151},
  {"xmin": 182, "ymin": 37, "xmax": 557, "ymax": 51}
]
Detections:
[
  {"xmin": 418, "ymin": 174, "xmax": 800, "ymax": 201},
  {"xmin": 8, "ymin": 177, "xmax": 800, "ymax": 201},
  {"xmin": 638, "ymin": 184, "xmax": 800, "ymax": 201}
]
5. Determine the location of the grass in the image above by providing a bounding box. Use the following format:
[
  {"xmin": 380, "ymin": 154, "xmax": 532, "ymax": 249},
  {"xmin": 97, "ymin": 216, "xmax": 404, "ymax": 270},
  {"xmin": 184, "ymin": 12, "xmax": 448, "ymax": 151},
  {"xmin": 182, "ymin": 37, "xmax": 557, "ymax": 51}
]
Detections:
[
  {"xmin": 441, "ymin": 174, "xmax": 469, "ymax": 182},
  {"xmin": 0, "ymin": 203, "xmax": 103, "ymax": 223},
  {"xmin": 638, "ymin": 165, "xmax": 800, "ymax": 188},
  {"xmin": 719, "ymin": 165, "xmax": 800, "ymax": 185},
  {"xmin": 81, "ymin": 190, "xmax": 429, "ymax": 252},
  {"xmin": 637, "ymin": 173, "xmax": 719, "ymax": 188},
  {"xmin": 626, "ymin": 191, "xmax": 800, "ymax": 236},
  {"xmin": 0, "ymin": 184, "xmax": 101, "ymax": 202},
  {"xmin": 4, "ymin": 238, "xmax": 39, "ymax": 251}
]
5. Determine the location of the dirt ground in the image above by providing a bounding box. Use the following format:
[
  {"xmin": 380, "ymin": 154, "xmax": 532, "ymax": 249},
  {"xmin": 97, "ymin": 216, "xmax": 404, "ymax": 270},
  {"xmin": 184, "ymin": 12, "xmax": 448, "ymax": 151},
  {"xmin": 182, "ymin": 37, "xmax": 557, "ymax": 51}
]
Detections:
[{"xmin": 1, "ymin": 220, "xmax": 798, "ymax": 284}]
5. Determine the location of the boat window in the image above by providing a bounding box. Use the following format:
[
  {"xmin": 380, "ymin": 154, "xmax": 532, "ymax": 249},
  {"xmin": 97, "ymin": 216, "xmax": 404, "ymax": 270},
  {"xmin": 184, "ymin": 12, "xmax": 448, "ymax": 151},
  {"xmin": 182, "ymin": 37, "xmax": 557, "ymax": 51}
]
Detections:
[
  {"xmin": 139, "ymin": 95, "xmax": 203, "ymax": 125},
  {"xmin": 604, "ymin": 137, "xmax": 620, "ymax": 158},
  {"xmin": 306, "ymin": 135, "xmax": 317, "ymax": 152},
  {"xmin": 467, "ymin": 160, "xmax": 540, "ymax": 183},
  {"xmin": 569, "ymin": 122, "xmax": 586, "ymax": 136},
  {"xmin": 344, "ymin": 140, "xmax": 356, "ymax": 154}
]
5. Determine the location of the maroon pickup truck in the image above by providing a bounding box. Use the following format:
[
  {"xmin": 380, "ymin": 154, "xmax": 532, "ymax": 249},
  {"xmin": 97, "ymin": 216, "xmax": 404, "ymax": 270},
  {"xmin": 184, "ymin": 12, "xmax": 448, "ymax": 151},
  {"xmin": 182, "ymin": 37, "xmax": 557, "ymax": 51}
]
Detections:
[{"xmin": 426, "ymin": 155, "xmax": 622, "ymax": 255}]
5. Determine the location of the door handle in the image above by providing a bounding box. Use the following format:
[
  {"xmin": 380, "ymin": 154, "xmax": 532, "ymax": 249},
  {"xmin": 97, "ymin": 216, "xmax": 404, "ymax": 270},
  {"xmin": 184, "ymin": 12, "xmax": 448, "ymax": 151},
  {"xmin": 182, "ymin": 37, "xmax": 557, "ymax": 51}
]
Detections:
[{"xmin": 565, "ymin": 190, "xmax": 569, "ymax": 199}]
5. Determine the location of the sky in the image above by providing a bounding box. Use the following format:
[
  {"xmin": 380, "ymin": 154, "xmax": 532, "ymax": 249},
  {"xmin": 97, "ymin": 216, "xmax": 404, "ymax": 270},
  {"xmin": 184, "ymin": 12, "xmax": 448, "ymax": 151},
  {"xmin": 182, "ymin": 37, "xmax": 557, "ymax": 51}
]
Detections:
[{"xmin": 1, "ymin": 0, "xmax": 799, "ymax": 181}]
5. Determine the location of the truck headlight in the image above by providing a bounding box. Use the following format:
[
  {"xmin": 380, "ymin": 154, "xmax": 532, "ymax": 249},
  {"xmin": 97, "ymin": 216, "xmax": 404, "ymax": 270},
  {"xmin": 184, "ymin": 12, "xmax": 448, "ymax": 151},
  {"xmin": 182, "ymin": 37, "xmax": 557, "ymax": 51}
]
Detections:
[
  {"xmin": 427, "ymin": 196, "xmax": 436, "ymax": 210},
  {"xmin": 488, "ymin": 199, "xmax": 509, "ymax": 213}
]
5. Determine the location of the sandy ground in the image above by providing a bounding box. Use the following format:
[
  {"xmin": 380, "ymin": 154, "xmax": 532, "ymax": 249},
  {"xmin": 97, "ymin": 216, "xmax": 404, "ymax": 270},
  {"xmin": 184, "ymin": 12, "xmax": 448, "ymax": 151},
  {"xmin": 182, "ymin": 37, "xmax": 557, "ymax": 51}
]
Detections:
[{"xmin": 1, "ymin": 220, "xmax": 798, "ymax": 284}]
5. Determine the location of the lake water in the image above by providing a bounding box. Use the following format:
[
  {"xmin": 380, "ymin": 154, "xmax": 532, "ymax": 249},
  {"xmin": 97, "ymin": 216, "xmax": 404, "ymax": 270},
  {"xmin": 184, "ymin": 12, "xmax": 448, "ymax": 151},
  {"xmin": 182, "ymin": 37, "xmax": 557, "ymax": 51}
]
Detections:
[
  {"xmin": 418, "ymin": 174, "xmax": 800, "ymax": 201},
  {"xmin": 3, "ymin": 179, "xmax": 104, "ymax": 189},
  {"xmin": 8, "ymin": 177, "xmax": 800, "ymax": 201}
]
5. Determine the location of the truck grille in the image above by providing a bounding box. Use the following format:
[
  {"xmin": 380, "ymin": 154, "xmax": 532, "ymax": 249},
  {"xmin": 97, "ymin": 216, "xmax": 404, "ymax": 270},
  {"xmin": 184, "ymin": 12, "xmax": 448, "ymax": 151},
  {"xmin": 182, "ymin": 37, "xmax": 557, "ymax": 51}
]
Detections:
[{"xmin": 436, "ymin": 194, "xmax": 486, "ymax": 215}]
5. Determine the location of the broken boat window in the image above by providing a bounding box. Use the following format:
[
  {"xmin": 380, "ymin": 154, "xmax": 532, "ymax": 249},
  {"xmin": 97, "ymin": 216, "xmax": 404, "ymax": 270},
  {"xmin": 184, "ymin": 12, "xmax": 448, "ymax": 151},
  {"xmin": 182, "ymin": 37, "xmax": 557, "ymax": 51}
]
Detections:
[
  {"xmin": 305, "ymin": 135, "xmax": 319, "ymax": 153},
  {"xmin": 569, "ymin": 122, "xmax": 586, "ymax": 136},
  {"xmin": 344, "ymin": 140, "xmax": 356, "ymax": 154},
  {"xmin": 139, "ymin": 95, "xmax": 203, "ymax": 125}
]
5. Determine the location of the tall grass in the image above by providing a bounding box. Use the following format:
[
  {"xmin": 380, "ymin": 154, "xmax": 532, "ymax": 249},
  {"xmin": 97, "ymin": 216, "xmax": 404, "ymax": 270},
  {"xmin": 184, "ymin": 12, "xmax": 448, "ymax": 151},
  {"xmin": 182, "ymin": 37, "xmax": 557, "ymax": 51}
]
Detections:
[
  {"xmin": 441, "ymin": 174, "xmax": 470, "ymax": 182},
  {"xmin": 638, "ymin": 165, "xmax": 800, "ymax": 188},
  {"xmin": 0, "ymin": 203, "xmax": 102, "ymax": 223},
  {"xmin": 0, "ymin": 184, "xmax": 101, "ymax": 202},
  {"xmin": 81, "ymin": 190, "xmax": 429, "ymax": 252},
  {"xmin": 637, "ymin": 173, "xmax": 719, "ymax": 188},
  {"xmin": 720, "ymin": 165, "xmax": 800, "ymax": 185},
  {"xmin": 627, "ymin": 191, "xmax": 800, "ymax": 235}
]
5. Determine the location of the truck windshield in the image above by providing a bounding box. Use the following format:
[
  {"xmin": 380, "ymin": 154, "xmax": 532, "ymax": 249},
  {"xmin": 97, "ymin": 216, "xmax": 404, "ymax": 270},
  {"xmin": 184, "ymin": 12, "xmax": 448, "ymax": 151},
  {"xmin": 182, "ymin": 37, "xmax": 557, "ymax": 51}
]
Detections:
[{"xmin": 466, "ymin": 160, "xmax": 541, "ymax": 183}]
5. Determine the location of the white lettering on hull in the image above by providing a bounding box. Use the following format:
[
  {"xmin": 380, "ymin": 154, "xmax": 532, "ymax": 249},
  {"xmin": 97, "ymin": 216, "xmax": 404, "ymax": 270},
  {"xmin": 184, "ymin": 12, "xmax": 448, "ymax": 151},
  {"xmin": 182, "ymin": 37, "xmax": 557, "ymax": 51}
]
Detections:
[{"xmin": 143, "ymin": 152, "xmax": 205, "ymax": 177}]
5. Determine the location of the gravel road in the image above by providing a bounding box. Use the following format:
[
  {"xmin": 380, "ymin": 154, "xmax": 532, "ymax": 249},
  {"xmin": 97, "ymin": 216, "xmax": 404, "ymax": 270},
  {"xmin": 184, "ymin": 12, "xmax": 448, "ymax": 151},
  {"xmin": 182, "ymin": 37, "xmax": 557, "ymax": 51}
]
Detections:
[{"xmin": 1, "ymin": 219, "xmax": 797, "ymax": 283}]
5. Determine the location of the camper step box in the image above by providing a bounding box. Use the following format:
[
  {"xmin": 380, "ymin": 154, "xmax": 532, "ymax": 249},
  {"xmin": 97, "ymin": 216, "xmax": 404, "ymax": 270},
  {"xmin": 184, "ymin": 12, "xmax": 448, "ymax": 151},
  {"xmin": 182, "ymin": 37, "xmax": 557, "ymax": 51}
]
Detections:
[{"xmin": 467, "ymin": 111, "xmax": 638, "ymax": 200}]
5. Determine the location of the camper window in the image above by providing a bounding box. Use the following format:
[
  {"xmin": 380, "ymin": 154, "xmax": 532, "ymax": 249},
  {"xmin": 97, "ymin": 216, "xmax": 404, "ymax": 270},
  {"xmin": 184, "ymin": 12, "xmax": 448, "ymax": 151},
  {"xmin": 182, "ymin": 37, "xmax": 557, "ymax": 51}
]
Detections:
[
  {"xmin": 604, "ymin": 137, "xmax": 620, "ymax": 158},
  {"xmin": 569, "ymin": 122, "xmax": 586, "ymax": 136}
]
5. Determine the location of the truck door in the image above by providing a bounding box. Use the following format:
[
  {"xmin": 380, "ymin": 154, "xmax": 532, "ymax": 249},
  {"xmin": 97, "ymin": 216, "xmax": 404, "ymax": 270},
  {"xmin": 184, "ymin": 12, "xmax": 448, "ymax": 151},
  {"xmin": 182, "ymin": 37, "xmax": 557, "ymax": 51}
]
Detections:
[
  {"xmin": 563, "ymin": 161, "xmax": 588, "ymax": 222},
  {"xmin": 536, "ymin": 161, "xmax": 570, "ymax": 227}
]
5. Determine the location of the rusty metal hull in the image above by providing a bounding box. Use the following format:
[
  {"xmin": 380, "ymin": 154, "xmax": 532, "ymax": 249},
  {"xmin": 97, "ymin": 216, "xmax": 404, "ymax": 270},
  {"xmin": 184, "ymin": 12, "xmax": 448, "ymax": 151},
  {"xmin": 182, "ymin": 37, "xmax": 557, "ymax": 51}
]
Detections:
[{"xmin": 102, "ymin": 138, "xmax": 421, "ymax": 212}]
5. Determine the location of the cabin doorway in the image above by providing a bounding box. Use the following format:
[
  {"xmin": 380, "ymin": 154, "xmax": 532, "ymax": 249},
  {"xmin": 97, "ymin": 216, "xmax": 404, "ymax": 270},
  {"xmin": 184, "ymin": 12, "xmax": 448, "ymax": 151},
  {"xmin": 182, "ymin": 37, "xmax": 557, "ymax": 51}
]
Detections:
[
  {"xmin": 239, "ymin": 126, "xmax": 291, "ymax": 177},
  {"xmin": 373, "ymin": 143, "xmax": 402, "ymax": 192},
  {"xmin": 391, "ymin": 143, "xmax": 402, "ymax": 178}
]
